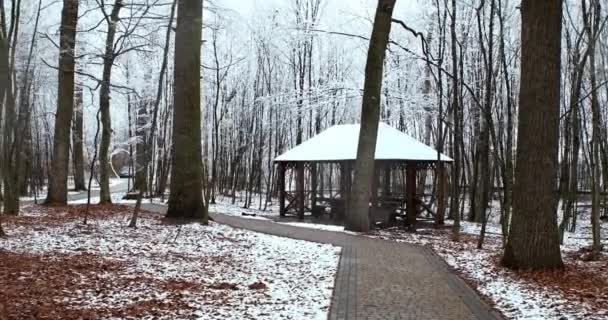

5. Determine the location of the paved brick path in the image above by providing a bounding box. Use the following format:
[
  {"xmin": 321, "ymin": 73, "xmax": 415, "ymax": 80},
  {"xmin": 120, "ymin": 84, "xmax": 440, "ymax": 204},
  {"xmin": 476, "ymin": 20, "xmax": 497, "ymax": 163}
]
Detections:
[{"xmin": 141, "ymin": 204, "xmax": 501, "ymax": 320}]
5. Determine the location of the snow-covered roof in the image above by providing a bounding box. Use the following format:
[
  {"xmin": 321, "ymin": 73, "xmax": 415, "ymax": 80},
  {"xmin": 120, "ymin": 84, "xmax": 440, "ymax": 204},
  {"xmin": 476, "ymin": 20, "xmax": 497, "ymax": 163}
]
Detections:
[{"xmin": 275, "ymin": 123, "xmax": 453, "ymax": 162}]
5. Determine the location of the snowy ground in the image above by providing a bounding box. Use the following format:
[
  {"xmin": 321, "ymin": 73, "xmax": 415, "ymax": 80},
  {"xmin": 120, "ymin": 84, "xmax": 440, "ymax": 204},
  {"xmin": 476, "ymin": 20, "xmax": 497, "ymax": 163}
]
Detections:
[
  {"xmin": 208, "ymin": 194, "xmax": 349, "ymax": 232},
  {"xmin": 209, "ymin": 194, "xmax": 279, "ymax": 218},
  {"xmin": 54, "ymin": 188, "xmax": 608, "ymax": 319},
  {"xmin": 0, "ymin": 204, "xmax": 340, "ymax": 319},
  {"xmin": 20, "ymin": 178, "xmax": 125, "ymax": 202}
]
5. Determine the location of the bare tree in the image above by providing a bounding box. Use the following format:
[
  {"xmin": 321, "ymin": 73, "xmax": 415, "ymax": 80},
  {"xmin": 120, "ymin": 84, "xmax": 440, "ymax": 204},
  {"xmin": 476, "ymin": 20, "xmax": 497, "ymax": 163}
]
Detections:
[
  {"xmin": 582, "ymin": 0, "xmax": 603, "ymax": 257},
  {"xmin": 166, "ymin": 0, "xmax": 206, "ymax": 221},
  {"xmin": 449, "ymin": 0, "xmax": 462, "ymax": 241},
  {"xmin": 46, "ymin": 0, "xmax": 79, "ymax": 205},
  {"xmin": 502, "ymin": 0, "xmax": 563, "ymax": 270},
  {"xmin": 0, "ymin": 0, "xmax": 20, "ymax": 215},
  {"xmin": 130, "ymin": 0, "xmax": 177, "ymax": 227},
  {"xmin": 98, "ymin": 0, "xmax": 124, "ymax": 204},
  {"xmin": 346, "ymin": 0, "xmax": 396, "ymax": 232},
  {"xmin": 72, "ymin": 87, "xmax": 86, "ymax": 191}
]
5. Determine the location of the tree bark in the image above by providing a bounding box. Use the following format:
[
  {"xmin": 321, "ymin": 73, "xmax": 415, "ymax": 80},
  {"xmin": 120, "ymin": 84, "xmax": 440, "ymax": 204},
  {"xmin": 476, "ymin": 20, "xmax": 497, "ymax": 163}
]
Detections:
[
  {"xmin": 0, "ymin": 214, "xmax": 5, "ymax": 237},
  {"xmin": 135, "ymin": 101, "xmax": 148, "ymax": 193},
  {"xmin": 1, "ymin": 28, "xmax": 18, "ymax": 215},
  {"xmin": 72, "ymin": 87, "xmax": 86, "ymax": 191},
  {"xmin": 497, "ymin": 0, "xmax": 514, "ymax": 245},
  {"xmin": 583, "ymin": 0, "xmax": 602, "ymax": 256},
  {"xmin": 502, "ymin": 0, "xmax": 563, "ymax": 270},
  {"xmin": 98, "ymin": 0, "xmax": 123, "ymax": 204},
  {"xmin": 450, "ymin": 0, "xmax": 461, "ymax": 241},
  {"xmin": 166, "ymin": 0, "xmax": 206, "ymax": 221},
  {"xmin": 46, "ymin": 0, "xmax": 79, "ymax": 205},
  {"xmin": 346, "ymin": 0, "xmax": 395, "ymax": 232}
]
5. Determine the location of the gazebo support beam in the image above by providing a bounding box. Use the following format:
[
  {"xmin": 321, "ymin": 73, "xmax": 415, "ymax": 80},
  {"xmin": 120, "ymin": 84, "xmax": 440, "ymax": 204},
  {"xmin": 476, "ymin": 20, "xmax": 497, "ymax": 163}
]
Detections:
[
  {"xmin": 311, "ymin": 163, "xmax": 318, "ymax": 210},
  {"xmin": 296, "ymin": 162, "xmax": 305, "ymax": 220},
  {"xmin": 406, "ymin": 164, "xmax": 417, "ymax": 228},
  {"xmin": 371, "ymin": 167, "xmax": 379, "ymax": 209},
  {"xmin": 278, "ymin": 162, "xmax": 286, "ymax": 217},
  {"xmin": 383, "ymin": 165, "xmax": 391, "ymax": 196}
]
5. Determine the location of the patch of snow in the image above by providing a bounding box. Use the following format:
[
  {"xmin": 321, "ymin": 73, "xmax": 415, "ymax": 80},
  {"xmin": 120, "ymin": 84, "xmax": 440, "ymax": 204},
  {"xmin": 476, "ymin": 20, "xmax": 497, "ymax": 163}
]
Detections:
[{"xmin": 279, "ymin": 222, "xmax": 345, "ymax": 232}]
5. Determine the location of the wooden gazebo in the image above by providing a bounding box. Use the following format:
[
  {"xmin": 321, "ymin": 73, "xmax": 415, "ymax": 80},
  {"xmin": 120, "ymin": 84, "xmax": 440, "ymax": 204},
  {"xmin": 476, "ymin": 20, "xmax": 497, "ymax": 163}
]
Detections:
[{"xmin": 274, "ymin": 123, "xmax": 452, "ymax": 227}]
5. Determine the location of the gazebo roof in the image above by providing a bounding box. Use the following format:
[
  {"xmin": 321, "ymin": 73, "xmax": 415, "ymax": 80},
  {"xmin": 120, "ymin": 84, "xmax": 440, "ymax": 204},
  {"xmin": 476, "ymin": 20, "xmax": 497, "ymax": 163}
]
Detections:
[{"xmin": 275, "ymin": 123, "xmax": 453, "ymax": 163}]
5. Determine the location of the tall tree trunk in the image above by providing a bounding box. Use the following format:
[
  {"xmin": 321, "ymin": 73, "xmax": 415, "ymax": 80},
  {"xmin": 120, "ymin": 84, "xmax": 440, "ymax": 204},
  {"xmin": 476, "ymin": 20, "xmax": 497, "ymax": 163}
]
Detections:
[
  {"xmin": 98, "ymin": 0, "xmax": 123, "ymax": 204},
  {"xmin": 476, "ymin": 0, "xmax": 496, "ymax": 249},
  {"xmin": 0, "ymin": 0, "xmax": 14, "ymax": 213},
  {"xmin": 497, "ymin": 0, "xmax": 514, "ymax": 245},
  {"xmin": 46, "ymin": 0, "xmax": 79, "ymax": 205},
  {"xmin": 166, "ymin": 0, "xmax": 206, "ymax": 221},
  {"xmin": 1, "ymin": 30, "xmax": 18, "ymax": 215},
  {"xmin": 559, "ymin": 27, "xmax": 588, "ymax": 242},
  {"xmin": 502, "ymin": 0, "xmax": 563, "ymax": 270},
  {"xmin": 450, "ymin": 0, "xmax": 461, "ymax": 241},
  {"xmin": 0, "ymin": 214, "xmax": 5, "ymax": 237},
  {"xmin": 583, "ymin": 0, "xmax": 602, "ymax": 256},
  {"xmin": 346, "ymin": 0, "xmax": 395, "ymax": 232},
  {"xmin": 135, "ymin": 101, "xmax": 148, "ymax": 193},
  {"xmin": 72, "ymin": 87, "xmax": 86, "ymax": 191}
]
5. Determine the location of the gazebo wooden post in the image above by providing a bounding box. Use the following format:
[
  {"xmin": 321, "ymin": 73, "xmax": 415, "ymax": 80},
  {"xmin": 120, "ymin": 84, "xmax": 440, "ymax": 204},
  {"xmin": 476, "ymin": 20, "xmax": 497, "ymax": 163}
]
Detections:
[
  {"xmin": 340, "ymin": 162, "xmax": 347, "ymax": 200},
  {"xmin": 339, "ymin": 161, "xmax": 352, "ymax": 217},
  {"xmin": 406, "ymin": 163, "xmax": 417, "ymax": 228},
  {"xmin": 371, "ymin": 165, "xmax": 379, "ymax": 210},
  {"xmin": 278, "ymin": 162, "xmax": 286, "ymax": 217},
  {"xmin": 296, "ymin": 162, "xmax": 305, "ymax": 220},
  {"xmin": 311, "ymin": 163, "xmax": 318, "ymax": 210},
  {"xmin": 383, "ymin": 164, "xmax": 391, "ymax": 196}
]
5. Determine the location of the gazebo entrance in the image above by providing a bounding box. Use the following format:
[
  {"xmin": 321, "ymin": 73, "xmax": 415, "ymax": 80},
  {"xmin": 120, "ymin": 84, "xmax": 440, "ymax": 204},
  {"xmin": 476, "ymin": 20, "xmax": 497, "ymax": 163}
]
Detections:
[{"xmin": 274, "ymin": 123, "xmax": 452, "ymax": 228}]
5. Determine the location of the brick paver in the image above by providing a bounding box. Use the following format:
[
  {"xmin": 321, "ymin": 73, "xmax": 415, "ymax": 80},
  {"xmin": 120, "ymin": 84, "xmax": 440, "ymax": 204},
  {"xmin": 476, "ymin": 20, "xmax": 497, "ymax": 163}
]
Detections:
[{"xmin": 141, "ymin": 204, "xmax": 501, "ymax": 320}]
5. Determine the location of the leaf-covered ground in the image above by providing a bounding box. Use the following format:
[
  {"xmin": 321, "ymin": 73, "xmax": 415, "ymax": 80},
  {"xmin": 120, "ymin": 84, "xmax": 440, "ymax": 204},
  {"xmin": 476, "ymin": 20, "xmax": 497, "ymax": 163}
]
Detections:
[{"xmin": 0, "ymin": 204, "xmax": 340, "ymax": 320}]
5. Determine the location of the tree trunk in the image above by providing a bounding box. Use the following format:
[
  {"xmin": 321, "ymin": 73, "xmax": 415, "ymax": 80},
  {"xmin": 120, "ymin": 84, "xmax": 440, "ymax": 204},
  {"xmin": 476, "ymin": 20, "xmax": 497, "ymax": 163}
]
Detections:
[
  {"xmin": 72, "ymin": 87, "xmax": 86, "ymax": 191},
  {"xmin": 450, "ymin": 0, "xmax": 461, "ymax": 241},
  {"xmin": 346, "ymin": 0, "xmax": 395, "ymax": 232},
  {"xmin": 98, "ymin": 0, "xmax": 123, "ymax": 204},
  {"xmin": 476, "ymin": 0, "xmax": 496, "ymax": 249},
  {"xmin": 497, "ymin": 0, "xmax": 514, "ymax": 245},
  {"xmin": 502, "ymin": 0, "xmax": 563, "ymax": 270},
  {"xmin": 166, "ymin": 0, "xmax": 206, "ymax": 221},
  {"xmin": 583, "ymin": 0, "xmax": 602, "ymax": 256},
  {"xmin": 1, "ymin": 33, "xmax": 18, "ymax": 216},
  {"xmin": 0, "ymin": 214, "xmax": 5, "ymax": 237},
  {"xmin": 46, "ymin": 0, "xmax": 79, "ymax": 205},
  {"xmin": 135, "ymin": 101, "xmax": 148, "ymax": 193}
]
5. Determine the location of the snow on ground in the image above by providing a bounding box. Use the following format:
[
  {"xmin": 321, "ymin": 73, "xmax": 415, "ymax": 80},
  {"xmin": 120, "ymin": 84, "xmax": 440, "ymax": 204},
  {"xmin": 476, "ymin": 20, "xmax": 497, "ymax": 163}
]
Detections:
[
  {"xmin": 278, "ymin": 222, "xmax": 345, "ymax": 232},
  {"xmin": 209, "ymin": 194, "xmax": 279, "ymax": 218},
  {"xmin": 69, "ymin": 193, "xmax": 125, "ymax": 204},
  {"xmin": 19, "ymin": 178, "xmax": 126, "ymax": 202},
  {"xmin": 89, "ymin": 178, "xmax": 124, "ymax": 190},
  {"xmin": 0, "ymin": 204, "xmax": 340, "ymax": 320}
]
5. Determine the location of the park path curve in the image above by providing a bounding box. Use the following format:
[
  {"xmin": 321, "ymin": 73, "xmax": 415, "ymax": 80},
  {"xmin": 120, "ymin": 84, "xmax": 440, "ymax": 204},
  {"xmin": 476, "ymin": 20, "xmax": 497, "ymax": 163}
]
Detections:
[{"xmin": 140, "ymin": 203, "xmax": 501, "ymax": 320}]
